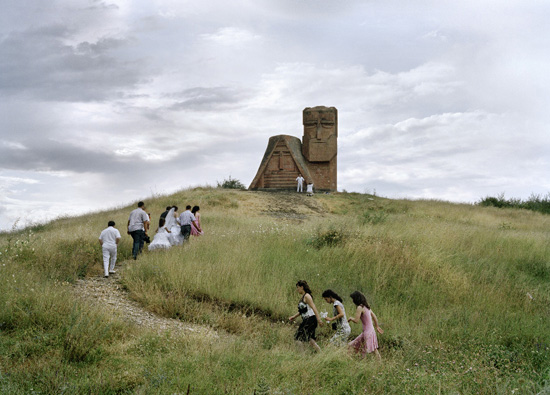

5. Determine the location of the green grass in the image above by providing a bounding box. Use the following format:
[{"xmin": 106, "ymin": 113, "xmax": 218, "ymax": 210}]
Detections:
[{"xmin": 1, "ymin": 188, "xmax": 549, "ymax": 393}]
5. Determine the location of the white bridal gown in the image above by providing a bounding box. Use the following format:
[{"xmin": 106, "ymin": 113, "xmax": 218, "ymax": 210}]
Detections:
[
  {"xmin": 148, "ymin": 226, "xmax": 172, "ymax": 251},
  {"xmin": 164, "ymin": 208, "xmax": 184, "ymax": 246}
]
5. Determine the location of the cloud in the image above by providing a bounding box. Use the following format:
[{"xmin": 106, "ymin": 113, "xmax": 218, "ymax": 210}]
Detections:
[
  {"xmin": 0, "ymin": 21, "xmax": 145, "ymax": 102},
  {"xmin": 199, "ymin": 27, "xmax": 262, "ymax": 46}
]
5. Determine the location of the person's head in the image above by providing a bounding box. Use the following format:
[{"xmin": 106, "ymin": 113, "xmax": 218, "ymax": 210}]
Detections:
[
  {"xmin": 322, "ymin": 289, "xmax": 342, "ymax": 304},
  {"xmin": 296, "ymin": 280, "xmax": 312, "ymax": 296},
  {"xmin": 192, "ymin": 205, "xmax": 200, "ymax": 214},
  {"xmin": 186, "ymin": 205, "xmax": 192, "ymax": 211},
  {"xmin": 158, "ymin": 217, "xmax": 165, "ymax": 227},
  {"xmin": 138, "ymin": 201, "xmax": 145, "ymax": 208},
  {"xmin": 349, "ymin": 291, "xmax": 370, "ymax": 309},
  {"xmin": 172, "ymin": 206, "xmax": 178, "ymax": 212},
  {"xmin": 108, "ymin": 220, "xmax": 115, "ymax": 227},
  {"xmin": 165, "ymin": 206, "xmax": 171, "ymax": 211}
]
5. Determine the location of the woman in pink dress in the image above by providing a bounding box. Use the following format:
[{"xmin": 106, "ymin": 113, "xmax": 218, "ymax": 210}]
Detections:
[
  {"xmin": 348, "ymin": 291, "xmax": 383, "ymax": 360},
  {"xmin": 190, "ymin": 206, "xmax": 204, "ymax": 236}
]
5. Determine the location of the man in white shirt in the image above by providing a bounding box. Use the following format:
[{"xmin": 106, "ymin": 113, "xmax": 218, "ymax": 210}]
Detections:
[
  {"xmin": 179, "ymin": 205, "xmax": 201, "ymax": 241},
  {"xmin": 99, "ymin": 221, "xmax": 121, "ymax": 278},
  {"xmin": 296, "ymin": 175, "xmax": 305, "ymax": 192},
  {"xmin": 127, "ymin": 201, "xmax": 150, "ymax": 259}
]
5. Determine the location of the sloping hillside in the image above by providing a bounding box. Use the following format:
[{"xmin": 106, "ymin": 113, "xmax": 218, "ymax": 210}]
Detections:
[{"xmin": 1, "ymin": 188, "xmax": 549, "ymax": 394}]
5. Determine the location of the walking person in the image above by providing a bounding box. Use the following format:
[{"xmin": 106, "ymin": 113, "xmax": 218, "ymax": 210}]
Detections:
[
  {"xmin": 179, "ymin": 205, "xmax": 201, "ymax": 241},
  {"xmin": 296, "ymin": 174, "xmax": 305, "ymax": 192},
  {"xmin": 98, "ymin": 220, "xmax": 121, "ymax": 278},
  {"xmin": 160, "ymin": 206, "xmax": 172, "ymax": 220},
  {"xmin": 190, "ymin": 206, "xmax": 204, "ymax": 236},
  {"xmin": 148, "ymin": 217, "xmax": 172, "ymax": 251},
  {"xmin": 127, "ymin": 201, "xmax": 150, "ymax": 259},
  {"xmin": 322, "ymin": 289, "xmax": 351, "ymax": 346},
  {"xmin": 289, "ymin": 280, "xmax": 323, "ymax": 352},
  {"xmin": 348, "ymin": 291, "xmax": 383, "ymax": 360}
]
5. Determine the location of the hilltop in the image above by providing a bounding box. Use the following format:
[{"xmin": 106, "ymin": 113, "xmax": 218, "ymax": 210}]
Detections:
[{"xmin": 1, "ymin": 188, "xmax": 549, "ymax": 394}]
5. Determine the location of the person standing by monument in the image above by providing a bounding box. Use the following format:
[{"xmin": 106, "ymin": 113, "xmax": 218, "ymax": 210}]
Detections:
[
  {"xmin": 98, "ymin": 220, "xmax": 121, "ymax": 278},
  {"xmin": 179, "ymin": 205, "xmax": 201, "ymax": 241},
  {"xmin": 296, "ymin": 174, "xmax": 305, "ymax": 192},
  {"xmin": 127, "ymin": 201, "xmax": 150, "ymax": 259}
]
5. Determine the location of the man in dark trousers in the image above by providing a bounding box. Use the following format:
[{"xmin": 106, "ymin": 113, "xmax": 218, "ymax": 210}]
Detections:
[
  {"xmin": 127, "ymin": 201, "xmax": 150, "ymax": 259},
  {"xmin": 179, "ymin": 205, "xmax": 201, "ymax": 241}
]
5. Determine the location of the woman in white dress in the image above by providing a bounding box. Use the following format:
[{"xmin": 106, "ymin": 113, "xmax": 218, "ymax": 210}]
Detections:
[
  {"xmin": 148, "ymin": 217, "xmax": 172, "ymax": 251},
  {"xmin": 322, "ymin": 289, "xmax": 351, "ymax": 346},
  {"xmin": 165, "ymin": 207, "xmax": 184, "ymax": 246}
]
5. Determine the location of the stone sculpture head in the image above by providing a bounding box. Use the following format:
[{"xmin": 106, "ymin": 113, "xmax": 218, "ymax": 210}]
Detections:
[{"xmin": 302, "ymin": 106, "xmax": 337, "ymax": 162}]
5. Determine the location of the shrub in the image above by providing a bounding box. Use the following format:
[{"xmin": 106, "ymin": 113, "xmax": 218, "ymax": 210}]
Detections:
[
  {"xmin": 307, "ymin": 227, "xmax": 347, "ymax": 249},
  {"xmin": 478, "ymin": 192, "xmax": 550, "ymax": 214},
  {"xmin": 361, "ymin": 209, "xmax": 388, "ymax": 225},
  {"xmin": 217, "ymin": 176, "xmax": 246, "ymax": 190}
]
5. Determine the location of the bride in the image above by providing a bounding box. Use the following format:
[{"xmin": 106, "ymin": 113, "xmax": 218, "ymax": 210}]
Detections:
[{"xmin": 165, "ymin": 206, "xmax": 184, "ymax": 246}]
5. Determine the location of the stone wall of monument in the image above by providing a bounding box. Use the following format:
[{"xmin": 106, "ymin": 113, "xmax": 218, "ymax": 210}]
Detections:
[{"xmin": 307, "ymin": 159, "xmax": 337, "ymax": 191}]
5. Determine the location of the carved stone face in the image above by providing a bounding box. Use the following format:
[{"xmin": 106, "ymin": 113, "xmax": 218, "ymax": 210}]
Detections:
[{"xmin": 302, "ymin": 107, "xmax": 337, "ymax": 162}]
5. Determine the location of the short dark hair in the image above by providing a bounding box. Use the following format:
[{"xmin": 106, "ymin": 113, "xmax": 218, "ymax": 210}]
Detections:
[
  {"xmin": 186, "ymin": 205, "xmax": 192, "ymax": 210},
  {"xmin": 138, "ymin": 201, "xmax": 145, "ymax": 207},
  {"xmin": 166, "ymin": 206, "xmax": 171, "ymax": 211},
  {"xmin": 349, "ymin": 291, "xmax": 370, "ymax": 309},
  {"xmin": 108, "ymin": 220, "xmax": 115, "ymax": 227},
  {"xmin": 172, "ymin": 206, "xmax": 178, "ymax": 211},
  {"xmin": 322, "ymin": 289, "xmax": 343, "ymax": 302}
]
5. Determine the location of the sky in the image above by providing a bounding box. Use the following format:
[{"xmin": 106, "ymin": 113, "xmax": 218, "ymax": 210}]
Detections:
[{"xmin": 1, "ymin": 0, "xmax": 549, "ymax": 230}]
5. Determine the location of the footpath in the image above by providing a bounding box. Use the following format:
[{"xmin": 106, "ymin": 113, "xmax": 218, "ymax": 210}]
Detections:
[{"xmin": 73, "ymin": 259, "xmax": 217, "ymax": 338}]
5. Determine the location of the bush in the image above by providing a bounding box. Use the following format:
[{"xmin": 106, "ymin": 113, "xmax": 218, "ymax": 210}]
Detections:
[
  {"xmin": 217, "ymin": 176, "xmax": 246, "ymax": 190},
  {"xmin": 478, "ymin": 192, "xmax": 550, "ymax": 214},
  {"xmin": 307, "ymin": 227, "xmax": 347, "ymax": 249}
]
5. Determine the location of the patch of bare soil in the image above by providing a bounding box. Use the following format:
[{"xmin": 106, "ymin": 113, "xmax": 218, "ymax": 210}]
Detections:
[
  {"xmin": 73, "ymin": 260, "xmax": 217, "ymax": 338},
  {"xmin": 260, "ymin": 191, "xmax": 327, "ymax": 220}
]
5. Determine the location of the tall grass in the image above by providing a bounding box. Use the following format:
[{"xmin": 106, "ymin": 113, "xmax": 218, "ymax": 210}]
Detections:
[{"xmin": 1, "ymin": 188, "xmax": 549, "ymax": 393}]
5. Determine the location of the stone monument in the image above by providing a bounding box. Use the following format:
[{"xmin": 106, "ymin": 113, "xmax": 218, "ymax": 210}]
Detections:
[{"xmin": 249, "ymin": 106, "xmax": 337, "ymax": 191}]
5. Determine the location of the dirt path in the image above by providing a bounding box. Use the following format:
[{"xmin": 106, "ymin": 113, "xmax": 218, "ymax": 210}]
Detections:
[{"xmin": 73, "ymin": 260, "xmax": 217, "ymax": 338}]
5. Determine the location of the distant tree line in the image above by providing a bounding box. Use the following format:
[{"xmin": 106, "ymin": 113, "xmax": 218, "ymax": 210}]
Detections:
[{"xmin": 478, "ymin": 193, "xmax": 550, "ymax": 215}]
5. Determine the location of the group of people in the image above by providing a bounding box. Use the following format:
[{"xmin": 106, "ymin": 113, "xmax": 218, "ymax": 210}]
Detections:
[
  {"xmin": 98, "ymin": 201, "xmax": 204, "ymax": 278},
  {"xmin": 99, "ymin": 205, "xmax": 383, "ymax": 359},
  {"xmin": 290, "ymin": 280, "xmax": 383, "ymax": 358},
  {"xmin": 148, "ymin": 204, "xmax": 203, "ymax": 251},
  {"xmin": 296, "ymin": 174, "xmax": 314, "ymax": 196}
]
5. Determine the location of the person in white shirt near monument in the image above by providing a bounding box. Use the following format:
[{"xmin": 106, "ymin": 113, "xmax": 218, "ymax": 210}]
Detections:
[
  {"xmin": 296, "ymin": 174, "xmax": 305, "ymax": 192},
  {"xmin": 179, "ymin": 205, "xmax": 202, "ymax": 241},
  {"xmin": 98, "ymin": 220, "xmax": 121, "ymax": 278}
]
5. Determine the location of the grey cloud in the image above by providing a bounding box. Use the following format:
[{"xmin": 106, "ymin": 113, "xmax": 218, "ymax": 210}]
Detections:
[
  {"xmin": 0, "ymin": 25, "xmax": 145, "ymax": 102},
  {"xmin": 168, "ymin": 87, "xmax": 251, "ymax": 111}
]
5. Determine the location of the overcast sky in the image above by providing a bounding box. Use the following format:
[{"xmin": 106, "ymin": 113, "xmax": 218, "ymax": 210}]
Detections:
[{"xmin": 1, "ymin": 0, "xmax": 549, "ymax": 230}]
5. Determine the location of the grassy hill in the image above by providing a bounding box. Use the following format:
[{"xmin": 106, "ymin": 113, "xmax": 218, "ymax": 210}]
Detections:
[{"xmin": 1, "ymin": 188, "xmax": 549, "ymax": 394}]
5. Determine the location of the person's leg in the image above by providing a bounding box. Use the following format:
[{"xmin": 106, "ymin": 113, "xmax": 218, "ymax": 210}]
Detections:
[
  {"xmin": 109, "ymin": 246, "xmax": 117, "ymax": 273},
  {"xmin": 130, "ymin": 231, "xmax": 140, "ymax": 259},
  {"xmin": 181, "ymin": 225, "xmax": 191, "ymax": 241},
  {"xmin": 102, "ymin": 247, "xmax": 110, "ymax": 277},
  {"xmin": 309, "ymin": 339, "xmax": 321, "ymax": 352},
  {"xmin": 137, "ymin": 230, "xmax": 145, "ymax": 253}
]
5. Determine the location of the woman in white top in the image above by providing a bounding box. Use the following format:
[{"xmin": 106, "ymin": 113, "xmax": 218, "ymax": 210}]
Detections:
[{"xmin": 322, "ymin": 289, "xmax": 351, "ymax": 345}]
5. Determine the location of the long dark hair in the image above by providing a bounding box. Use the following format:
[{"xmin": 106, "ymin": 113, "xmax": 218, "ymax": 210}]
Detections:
[
  {"xmin": 192, "ymin": 205, "xmax": 200, "ymax": 215},
  {"xmin": 322, "ymin": 289, "xmax": 343, "ymax": 302},
  {"xmin": 350, "ymin": 291, "xmax": 370, "ymax": 309},
  {"xmin": 158, "ymin": 217, "xmax": 166, "ymax": 229},
  {"xmin": 296, "ymin": 280, "xmax": 312, "ymax": 296}
]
